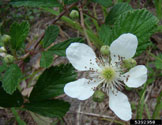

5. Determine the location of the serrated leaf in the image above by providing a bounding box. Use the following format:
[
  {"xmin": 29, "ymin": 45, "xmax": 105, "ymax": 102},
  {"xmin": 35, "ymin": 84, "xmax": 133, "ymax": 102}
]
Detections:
[
  {"xmin": 29, "ymin": 64, "xmax": 76, "ymax": 102},
  {"xmin": 0, "ymin": 87, "xmax": 23, "ymax": 108},
  {"xmin": 10, "ymin": 21, "xmax": 30, "ymax": 50},
  {"xmin": 92, "ymin": 0, "xmax": 112, "ymax": 7},
  {"xmin": 98, "ymin": 24, "xmax": 112, "ymax": 45},
  {"xmin": 10, "ymin": 0, "xmax": 60, "ymax": 7},
  {"xmin": 105, "ymin": 3, "xmax": 133, "ymax": 25},
  {"xmin": 40, "ymin": 51, "xmax": 53, "ymax": 68},
  {"xmin": 24, "ymin": 100, "xmax": 70, "ymax": 118},
  {"xmin": 111, "ymin": 9, "xmax": 159, "ymax": 54},
  {"xmin": 48, "ymin": 37, "xmax": 84, "ymax": 56},
  {"xmin": 42, "ymin": 25, "xmax": 59, "ymax": 48},
  {"xmin": 2, "ymin": 64, "xmax": 23, "ymax": 94},
  {"xmin": 155, "ymin": 54, "xmax": 162, "ymax": 69}
]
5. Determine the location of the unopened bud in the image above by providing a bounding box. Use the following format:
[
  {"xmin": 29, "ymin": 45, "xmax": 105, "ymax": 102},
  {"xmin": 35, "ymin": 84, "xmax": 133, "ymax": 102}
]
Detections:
[
  {"xmin": 4, "ymin": 54, "xmax": 15, "ymax": 64},
  {"xmin": 0, "ymin": 47, "xmax": 6, "ymax": 53},
  {"xmin": 1, "ymin": 34, "xmax": 11, "ymax": 43},
  {"xmin": 100, "ymin": 45, "xmax": 110, "ymax": 56},
  {"xmin": 70, "ymin": 10, "xmax": 79, "ymax": 19},
  {"xmin": 0, "ymin": 47, "xmax": 7, "ymax": 57},
  {"xmin": 93, "ymin": 90, "xmax": 105, "ymax": 102},
  {"xmin": 122, "ymin": 58, "xmax": 137, "ymax": 70}
]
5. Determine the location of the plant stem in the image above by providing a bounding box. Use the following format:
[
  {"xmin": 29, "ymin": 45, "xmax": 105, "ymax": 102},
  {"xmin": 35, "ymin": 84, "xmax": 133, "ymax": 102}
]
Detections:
[
  {"xmin": 42, "ymin": 7, "xmax": 103, "ymax": 48},
  {"xmin": 11, "ymin": 108, "xmax": 26, "ymax": 125}
]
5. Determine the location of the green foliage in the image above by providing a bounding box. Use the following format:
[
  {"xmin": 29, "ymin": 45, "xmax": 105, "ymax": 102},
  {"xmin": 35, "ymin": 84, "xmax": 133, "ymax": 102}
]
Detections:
[
  {"xmin": 105, "ymin": 3, "xmax": 133, "ymax": 25},
  {"xmin": 152, "ymin": 91, "xmax": 162, "ymax": 118},
  {"xmin": 42, "ymin": 25, "xmax": 59, "ymax": 48},
  {"xmin": 40, "ymin": 51, "xmax": 53, "ymax": 68},
  {"xmin": 48, "ymin": 37, "xmax": 84, "ymax": 56},
  {"xmin": 0, "ymin": 63, "xmax": 8, "ymax": 74},
  {"xmin": 111, "ymin": 9, "xmax": 159, "ymax": 55},
  {"xmin": 98, "ymin": 24, "xmax": 112, "ymax": 45},
  {"xmin": 63, "ymin": 0, "xmax": 79, "ymax": 5},
  {"xmin": 29, "ymin": 64, "xmax": 76, "ymax": 102},
  {"xmin": 10, "ymin": 21, "xmax": 30, "ymax": 50},
  {"xmin": 24, "ymin": 100, "xmax": 70, "ymax": 118},
  {"xmin": 10, "ymin": 0, "xmax": 60, "ymax": 7},
  {"xmin": 1, "ymin": 64, "xmax": 23, "ymax": 94},
  {"xmin": 155, "ymin": 54, "xmax": 162, "ymax": 69},
  {"xmin": 0, "ymin": 87, "xmax": 23, "ymax": 108},
  {"xmin": 92, "ymin": 0, "xmax": 112, "ymax": 7},
  {"xmin": 11, "ymin": 108, "xmax": 26, "ymax": 125}
]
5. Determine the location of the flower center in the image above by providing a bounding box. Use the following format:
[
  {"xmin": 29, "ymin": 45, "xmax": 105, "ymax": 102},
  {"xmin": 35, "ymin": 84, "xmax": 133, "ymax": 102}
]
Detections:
[{"xmin": 101, "ymin": 67, "xmax": 116, "ymax": 82}]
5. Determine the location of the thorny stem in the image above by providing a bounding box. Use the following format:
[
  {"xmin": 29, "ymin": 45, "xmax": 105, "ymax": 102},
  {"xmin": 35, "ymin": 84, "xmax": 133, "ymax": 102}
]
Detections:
[
  {"xmin": 79, "ymin": 0, "xmax": 93, "ymax": 48},
  {"xmin": 33, "ymin": 2, "xmax": 78, "ymax": 50},
  {"xmin": 42, "ymin": 8, "xmax": 103, "ymax": 47}
]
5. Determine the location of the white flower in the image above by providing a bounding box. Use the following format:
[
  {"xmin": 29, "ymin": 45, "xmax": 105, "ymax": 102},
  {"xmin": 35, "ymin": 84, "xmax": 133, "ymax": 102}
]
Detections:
[{"xmin": 64, "ymin": 33, "xmax": 147, "ymax": 121}]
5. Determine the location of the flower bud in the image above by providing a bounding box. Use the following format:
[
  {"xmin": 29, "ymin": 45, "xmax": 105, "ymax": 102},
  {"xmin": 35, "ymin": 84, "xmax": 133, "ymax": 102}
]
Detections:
[
  {"xmin": 4, "ymin": 54, "xmax": 15, "ymax": 64},
  {"xmin": 1, "ymin": 34, "xmax": 11, "ymax": 43},
  {"xmin": 69, "ymin": 10, "xmax": 79, "ymax": 19},
  {"xmin": 0, "ymin": 47, "xmax": 6, "ymax": 53},
  {"xmin": 93, "ymin": 90, "xmax": 105, "ymax": 102},
  {"xmin": 122, "ymin": 58, "xmax": 137, "ymax": 70},
  {"xmin": 100, "ymin": 45, "xmax": 110, "ymax": 56}
]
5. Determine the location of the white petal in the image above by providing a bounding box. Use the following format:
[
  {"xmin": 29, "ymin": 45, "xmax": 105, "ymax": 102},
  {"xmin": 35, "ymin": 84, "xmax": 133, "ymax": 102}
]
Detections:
[
  {"xmin": 64, "ymin": 78, "xmax": 101, "ymax": 100},
  {"xmin": 66, "ymin": 43, "xmax": 99, "ymax": 71},
  {"xmin": 110, "ymin": 33, "xmax": 138, "ymax": 60},
  {"xmin": 109, "ymin": 90, "xmax": 132, "ymax": 121},
  {"xmin": 123, "ymin": 65, "xmax": 147, "ymax": 88}
]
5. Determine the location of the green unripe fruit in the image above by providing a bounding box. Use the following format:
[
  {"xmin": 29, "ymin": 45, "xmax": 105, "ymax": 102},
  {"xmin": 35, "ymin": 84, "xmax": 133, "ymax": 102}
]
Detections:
[
  {"xmin": 100, "ymin": 45, "xmax": 110, "ymax": 56},
  {"xmin": 122, "ymin": 58, "xmax": 137, "ymax": 71},
  {"xmin": 93, "ymin": 90, "xmax": 105, "ymax": 102},
  {"xmin": 1, "ymin": 34, "xmax": 11, "ymax": 43},
  {"xmin": 70, "ymin": 10, "xmax": 79, "ymax": 19},
  {"xmin": 4, "ymin": 54, "xmax": 15, "ymax": 64}
]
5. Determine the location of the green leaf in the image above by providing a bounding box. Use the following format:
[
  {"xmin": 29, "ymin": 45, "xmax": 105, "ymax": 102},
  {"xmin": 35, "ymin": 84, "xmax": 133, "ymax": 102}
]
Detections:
[
  {"xmin": 0, "ymin": 63, "xmax": 8, "ymax": 73},
  {"xmin": 63, "ymin": 0, "xmax": 79, "ymax": 5},
  {"xmin": 0, "ymin": 87, "xmax": 23, "ymax": 108},
  {"xmin": 42, "ymin": 25, "xmax": 59, "ymax": 48},
  {"xmin": 11, "ymin": 108, "xmax": 26, "ymax": 125},
  {"xmin": 111, "ymin": 9, "xmax": 159, "ymax": 54},
  {"xmin": 92, "ymin": 0, "xmax": 112, "ymax": 7},
  {"xmin": 29, "ymin": 64, "xmax": 76, "ymax": 102},
  {"xmin": 48, "ymin": 37, "xmax": 84, "ymax": 56},
  {"xmin": 152, "ymin": 91, "xmax": 162, "ymax": 119},
  {"xmin": 24, "ymin": 100, "xmax": 70, "ymax": 117},
  {"xmin": 98, "ymin": 24, "xmax": 112, "ymax": 45},
  {"xmin": 40, "ymin": 51, "xmax": 53, "ymax": 68},
  {"xmin": 2, "ymin": 64, "xmax": 23, "ymax": 94},
  {"xmin": 10, "ymin": 21, "xmax": 30, "ymax": 50},
  {"xmin": 105, "ymin": 3, "xmax": 133, "ymax": 25},
  {"xmin": 155, "ymin": 54, "xmax": 162, "ymax": 69},
  {"xmin": 10, "ymin": 0, "xmax": 60, "ymax": 7}
]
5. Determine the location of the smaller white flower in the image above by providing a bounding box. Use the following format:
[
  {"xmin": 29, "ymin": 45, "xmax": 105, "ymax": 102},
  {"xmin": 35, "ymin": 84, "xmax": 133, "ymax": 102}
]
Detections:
[{"xmin": 64, "ymin": 33, "xmax": 147, "ymax": 121}]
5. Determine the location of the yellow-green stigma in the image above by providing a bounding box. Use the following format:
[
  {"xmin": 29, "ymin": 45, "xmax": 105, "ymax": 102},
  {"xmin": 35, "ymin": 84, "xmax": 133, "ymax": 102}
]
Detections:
[{"xmin": 101, "ymin": 67, "xmax": 116, "ymax": 82}]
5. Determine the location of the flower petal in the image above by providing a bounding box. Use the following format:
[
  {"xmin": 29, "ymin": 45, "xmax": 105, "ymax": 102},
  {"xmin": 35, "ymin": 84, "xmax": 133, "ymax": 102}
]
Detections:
[
  {"xmin": 123, "ymin": 65, "xmax": 147, "ymax": 88},
  {"xmin": 109, "ymin": 90, "xmax": 132, "ymax": 121},
  {"xmin": 64, "ymin": 78, "xmax": 101, "ymax": 100},
  {"xmin": 110, "ymin": 33, "xmax": 138, "ymax": 60},
  {"xmin": 66, "ymin": 43, "xmax": 99, "ymax": 71}
]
